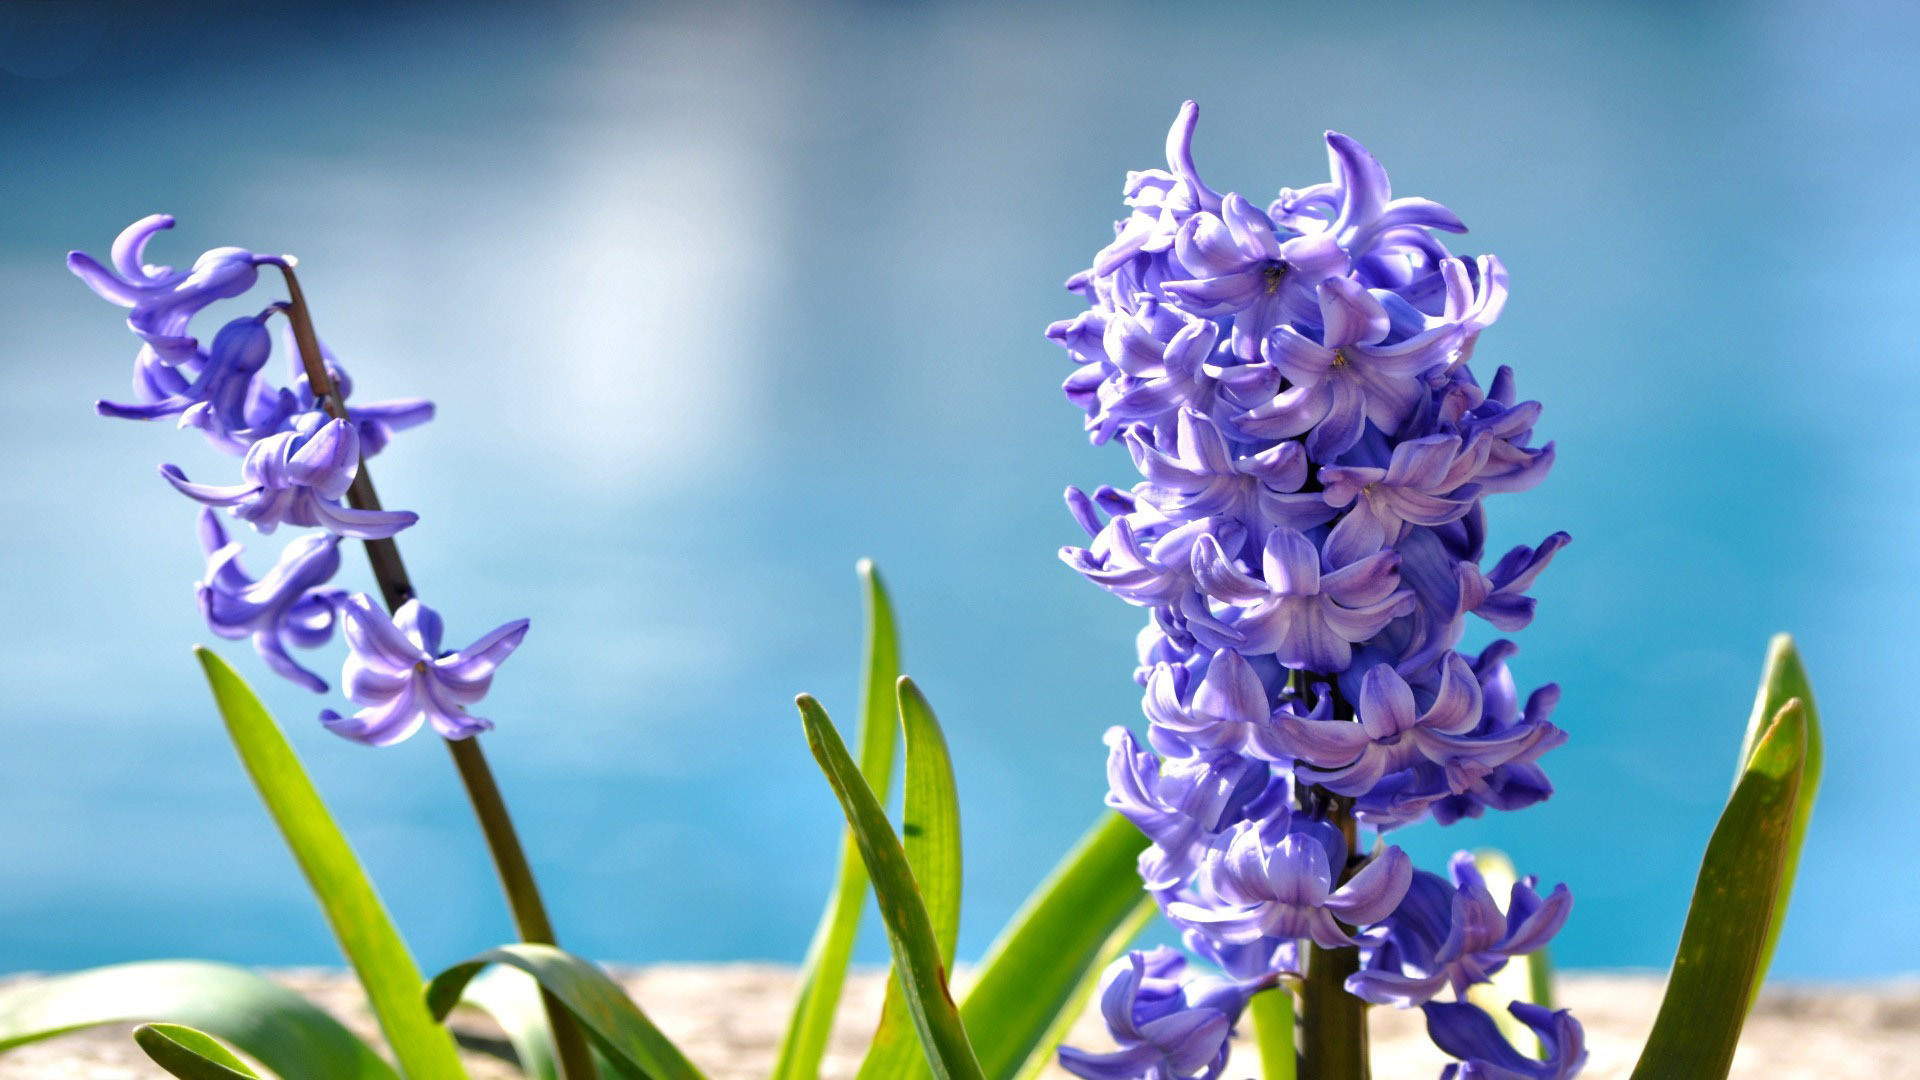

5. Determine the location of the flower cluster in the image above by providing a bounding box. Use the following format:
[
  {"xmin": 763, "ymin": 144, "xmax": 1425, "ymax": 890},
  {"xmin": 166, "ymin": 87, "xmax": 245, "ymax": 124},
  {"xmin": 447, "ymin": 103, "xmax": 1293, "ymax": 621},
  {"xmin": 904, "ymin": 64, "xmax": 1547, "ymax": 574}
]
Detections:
[
  {"xmin": 74, "ymin": 215, "xmax": 525, "ymax": 745},
  {"xmin": 1053, "ymin": 105, "xmax": 1582, "ymax": 1077}
]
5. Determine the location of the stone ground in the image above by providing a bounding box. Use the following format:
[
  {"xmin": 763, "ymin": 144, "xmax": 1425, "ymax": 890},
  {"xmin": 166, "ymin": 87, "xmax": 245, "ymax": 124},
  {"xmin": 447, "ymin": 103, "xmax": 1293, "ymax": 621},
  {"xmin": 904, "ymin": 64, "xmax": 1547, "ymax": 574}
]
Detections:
[{"xmin": 1, "ymin": 967, "xmax": 1916, "ymax": 1078}]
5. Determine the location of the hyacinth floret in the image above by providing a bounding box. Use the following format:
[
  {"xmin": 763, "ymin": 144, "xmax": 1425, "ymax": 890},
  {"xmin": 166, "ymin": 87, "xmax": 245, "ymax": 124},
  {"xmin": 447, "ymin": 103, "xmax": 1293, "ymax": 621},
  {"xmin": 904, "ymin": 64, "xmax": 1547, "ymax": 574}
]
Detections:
[
  {"xmin": 321, "ymin": 596, "xmax": 529, "ymax": 746},
  {"xmin": 73, "ymin": 216, "xmax": 521, "ymax": 747},
  {"xmin": 1058, "ymin": 947, "xmax": 1269, "ymax": 1080},
  {"xmin": 1053, "ymin": 103, "xmax": 1579, "ymax": 1075},
  {"xmin": 1424, "ymin": 1000, "xmax": 1587, "ymax": 1080}
]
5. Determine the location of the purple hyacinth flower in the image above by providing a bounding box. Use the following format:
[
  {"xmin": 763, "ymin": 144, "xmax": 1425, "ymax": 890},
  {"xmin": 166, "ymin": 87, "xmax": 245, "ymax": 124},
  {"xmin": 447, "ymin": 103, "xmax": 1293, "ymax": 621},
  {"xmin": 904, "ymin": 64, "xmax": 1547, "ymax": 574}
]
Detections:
[
  {"xmin": 1348, "ymin": 852, "xmax": 1572, "ymax": 1007},
  {"xmin": 1425, "ymin": 1001, "xmax": 1588, "ymax": 1080},
  {"xmin": 161, "ymin": 415, "xmax": 418, "ymax": 539},
  {"xmin": 320, "ymin": 595, "xmax": 530, "ymax": 746},
  {"xmin": 1273, "ymin": 653, "xmax": 1554, "ymax": 798},
  {"xmin": 1316, "ymin": 131, "xmax": 1467, "ymax": 258},
  {"xmin": 1320, "ymin": 433, "xmax": 1488, "ymax": 552},
  {"xmin": 1060, "ymin": 486, "xmax": 1247, "ymax": 611},
  {"xmin": 283, "ymin": 327, "xmax": 434, "ymax": 458},
  {"xmin": 68, "ymin": 214, "xmax": 260, "ymax": 367},
  {"xmin": 1089, "ymin": 101, "xmax": 1223, "ymax": 280},
  {"xmin": 1167, "ymin": 810, "xmax": 1411, "ymax": 950},
  {"xmin": 1162, "ymin": 191, "xmax": 1347, "ymax": 362},
  {"xmin": 196, "ymin": 511, "xmax": 345, "ymax": 693},
  {"xmin": 1232, "ymin": 277, "xmax": 1458, "ymax": 458},
  {"xmin": 1189, "ymin": 527, "xmax": 1411, "ymax": 673},
  {"xmin": 1125, "ymin": 409, "xmax": 1335, "ymax": 531},
  {"xmin": 99, "ymin": 310, "xmax": 300, "ymax": 455},
  {"xmin": 1106, "ymin": 726, "xmax": 1271, "ymax": 890},
  {"xmin": 1058, "ymin": 948, "xmax": 1262, "ymax": 1080}
]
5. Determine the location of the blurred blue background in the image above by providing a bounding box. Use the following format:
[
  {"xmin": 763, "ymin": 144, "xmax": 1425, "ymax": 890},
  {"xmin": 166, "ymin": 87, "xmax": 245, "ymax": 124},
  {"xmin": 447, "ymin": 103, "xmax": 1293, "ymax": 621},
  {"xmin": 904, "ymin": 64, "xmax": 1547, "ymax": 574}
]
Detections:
[{"xmin": 0, "ymin": 0, "xmax": 1912, "ymax": 981}]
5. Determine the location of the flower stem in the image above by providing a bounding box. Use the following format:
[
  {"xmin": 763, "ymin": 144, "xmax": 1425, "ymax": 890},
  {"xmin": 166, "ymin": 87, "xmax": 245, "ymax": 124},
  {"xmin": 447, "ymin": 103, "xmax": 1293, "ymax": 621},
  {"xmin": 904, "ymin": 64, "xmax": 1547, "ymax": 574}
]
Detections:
[
  {"xmin": 270, "ymin": 259, "xmax": 599, "ymax": 1080},
  {"xmin": 1294, "ymin": 676, "xmax": 1369, "ymax": 1079}
]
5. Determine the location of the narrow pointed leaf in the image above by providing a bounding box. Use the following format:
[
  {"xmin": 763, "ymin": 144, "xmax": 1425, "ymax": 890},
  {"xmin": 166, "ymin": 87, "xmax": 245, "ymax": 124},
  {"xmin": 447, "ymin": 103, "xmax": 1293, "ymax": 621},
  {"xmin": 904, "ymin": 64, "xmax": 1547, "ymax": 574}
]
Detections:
[
  {"xmin": 1734, "ymin": 634, "xmax": 1824, "ymax": 999},
  {"xmin": 460, "ymin": 967, "xmax": 559, "ymax": 1080},
  {"xmin": 799, "ymin": 695, "xmax": 984, "ymax": 1080},
  {"xmin": 195, "ymin": 648, "xmax": 465, "ymax": 1080},
  {"xmin": 956, "ymin": 811, "xmax": 1150, "ymax": 1079},
  {"xmin": 134, "ymin": 1023, "xmax": 263, "ymax": 1079},
  {"xmin": 1010, "ymin": 895, "xmax": 1157, "ymax": 1080},
  {"xmin": 426, "ymin": 944, "xmax": 704, "ymax": 1080},
  {"xmin": 1246, "ymin": 989, "xmax": 1296, "ymax": 1080},
  {"xmin": 773, "ymin": 561, "xmax": 901, "ymax": 1080},
  {"xmin": 855, "ymin": 677, "xmax": 964, "ymax": 1080},
  {"xmin": 1630, "ymin": 700, "xmax": 1808, "ymax": 1080},
  {"xmin": 0, "ymin": 960, "xmax": 393, "ymax": 1079}
]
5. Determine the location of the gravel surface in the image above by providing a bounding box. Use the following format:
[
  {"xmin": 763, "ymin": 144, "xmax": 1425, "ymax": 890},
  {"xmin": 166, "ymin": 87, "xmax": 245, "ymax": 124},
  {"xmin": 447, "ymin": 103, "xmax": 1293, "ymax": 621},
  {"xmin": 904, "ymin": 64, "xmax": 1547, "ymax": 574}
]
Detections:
[{"xmin": 1, "ymin": 967, "xmax": 1915, "ymax": 1078}]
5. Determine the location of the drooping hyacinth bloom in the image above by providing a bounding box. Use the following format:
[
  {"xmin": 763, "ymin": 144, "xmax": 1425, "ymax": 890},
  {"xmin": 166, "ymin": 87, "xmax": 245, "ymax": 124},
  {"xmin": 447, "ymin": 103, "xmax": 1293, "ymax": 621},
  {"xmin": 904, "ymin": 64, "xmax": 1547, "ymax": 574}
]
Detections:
[
  {"xmin": 196, "ymin": 510, "xmax": 345, "ymax": 693},
  {"xmin": 1053, "ymin": 103, "xmax": 1578, "ymax": 1076},
  {"xmin": 161, "ymin": 414, "xmax": 419, "ymax": 538},
  {"xmin": 69, "ymin": 214, "xmax": 261, "ymax": 397},
  {"xmin": 1349, "ymin": 851, "xmax": 1572, "ymax": 1007},
  {"xmin": 1058, "ymin": 948, "xmax": 1266, "ymax": 1080},
  {"xmin": 320, "ymin": 595, "xmax": 529, "ymax": 745},
  {"xmin": 1424, "ymin": 1001, "xmax": 1588, "ymax": 1080}
]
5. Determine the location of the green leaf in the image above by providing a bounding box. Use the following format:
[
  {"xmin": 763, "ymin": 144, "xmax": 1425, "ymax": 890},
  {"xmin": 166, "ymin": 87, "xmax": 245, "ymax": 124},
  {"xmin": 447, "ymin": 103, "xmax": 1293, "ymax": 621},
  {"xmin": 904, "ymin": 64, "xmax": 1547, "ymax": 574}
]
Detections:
[
  {"xmin": 855, "ymin": 678, "xmax": 965, "ymax": 1080},
  {"xmin": 772, "ymin": 560, "xmax": 902, "ymax": 1080},
  {"xmin": 1006, "ymin": 895, "xmax": 1157, "ymax": 1080},
  {"xmin": 426, "ymin": 944, "xmax": 703, "ymax": 1080},
  {"xmin": 1735, "ymin": 634, "xmax": 1824, "ymax": 1000},
  {"xmin": 460, "ymin": 967, "xmax": 559, "ymax": 1080},
  {"xmin": 134, "ymin": 1023, "xmax": 263, "ymax": 1079},
  {"xmin": 798, "ymin": 695, "xmax": 984, "ymax": 1080},
  {"xmin": 1467, "ymin": 849, "xmax": 1554, "ymax": 1053},
  {"xmin": 957, "ymin": 812, "xmax": 1150, "ymax": 1080},
  {"xmin": 1630, "ymin": 699, "xmax": 1809, "ymax": 1080},
  {"xmin": 0, "ymin": 960, "xmax": 394, "ymax": 1079},
  {"xmin": 195, "ymin": 648, "xmax": 465, "ymax": 1080},
  {"xmin": 1246, "ymin": 989, "xmax": 1295, "ymax": 1080}
]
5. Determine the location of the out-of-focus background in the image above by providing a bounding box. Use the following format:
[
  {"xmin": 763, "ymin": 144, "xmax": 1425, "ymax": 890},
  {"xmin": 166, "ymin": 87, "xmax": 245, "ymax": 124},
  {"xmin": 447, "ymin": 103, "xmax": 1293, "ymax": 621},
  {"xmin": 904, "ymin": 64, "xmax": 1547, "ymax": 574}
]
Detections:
[{"xmin": 0, "ymin": 0, "xmax": 1910, "ymax": 981}]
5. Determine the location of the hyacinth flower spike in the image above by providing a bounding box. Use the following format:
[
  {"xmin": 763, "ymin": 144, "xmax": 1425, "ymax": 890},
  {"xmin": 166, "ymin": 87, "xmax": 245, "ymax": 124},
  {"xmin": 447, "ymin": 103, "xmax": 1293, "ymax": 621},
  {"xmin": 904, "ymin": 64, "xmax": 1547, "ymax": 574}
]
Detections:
[
  {"xmin": 1424, "ymin": 1000, "xmax": 1588, "ymax": 1080},
  {"xmin": 161, "ymin": 414, "xmax": 419, "ymax": 538},
  {"xmin": 195, "ymin": 510, "xmax": 345, "ymax": 693},
  {"xmin": 1058, "ymin": 948, "xmax": 1265, "ymax": 1080},
  {"xmin": 321, "ymin": 595, "xmax": 530, "ymax": 746}
]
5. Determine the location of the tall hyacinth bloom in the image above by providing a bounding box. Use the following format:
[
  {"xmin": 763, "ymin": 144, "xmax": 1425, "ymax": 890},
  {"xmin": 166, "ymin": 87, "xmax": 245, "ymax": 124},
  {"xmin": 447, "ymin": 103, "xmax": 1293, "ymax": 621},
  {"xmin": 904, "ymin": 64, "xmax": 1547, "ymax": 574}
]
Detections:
[
  {"xmin": 1053, "ymin": 104, "xmax": 1579, "ymax": 1076},
  {"xmin": 69, "ymin": 216, "xmax": 520, "ymax": 743}
]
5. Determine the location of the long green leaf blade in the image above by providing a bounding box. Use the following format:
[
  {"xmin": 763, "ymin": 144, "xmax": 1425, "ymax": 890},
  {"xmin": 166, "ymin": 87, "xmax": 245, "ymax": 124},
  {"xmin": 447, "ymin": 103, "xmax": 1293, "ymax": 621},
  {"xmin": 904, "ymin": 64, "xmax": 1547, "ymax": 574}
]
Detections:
[
  {"xmin": 0, "ymin": 960, "xmax": 393, "ymax": 1079},
  {"xmin": 855, "ymin": 677, "xmax": 964, "ymax": 1080},
  {"xmin": 773, "ymin": 561, "xmax": 902, "ymax": 1080},
  {"xmin": 1735, "ymin": 634, "xmax": 1824, "ymax": 999},
  {"xmin": 460, "ymin": 967, "xmax": 559, "ymax": 1080},
  {"xmin": 195, "ymin": 648, "xmax": 465, "ymax": 1080},
  {"xmin": 134, "ymin": 1023, "xmax": 263, "ymax": 1079},
  {"xmin": 798, "ymin": 695, "xmax": 984, "ymax": 1080},
  {"xmin": 958, "ymin": 812, "xmax": 1149, "ymax": 1079},
  {"xmin": 1630, "ymin": 699, "xmax": 1808, "ymax": 1080},
  {"xmin": 426, "ymin": 944, "xmax": 703, "ymax": 1080},
  {"xmin": 1010, "ymin": 895, "xmax": 1156, "ymax": 1080}
]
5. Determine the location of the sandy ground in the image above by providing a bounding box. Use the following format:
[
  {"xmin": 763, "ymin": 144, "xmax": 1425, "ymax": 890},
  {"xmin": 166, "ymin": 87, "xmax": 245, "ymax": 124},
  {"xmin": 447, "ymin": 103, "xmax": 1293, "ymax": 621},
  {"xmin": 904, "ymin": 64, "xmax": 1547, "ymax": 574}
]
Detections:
[{"xmin": 1, "ymin": 967, "xmax": 1915, "ymax": 1078}]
